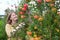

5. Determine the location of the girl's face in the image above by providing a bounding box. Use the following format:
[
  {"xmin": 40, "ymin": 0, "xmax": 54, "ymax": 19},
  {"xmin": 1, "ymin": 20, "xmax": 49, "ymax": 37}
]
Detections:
[{"xmin": 10, "ymin": 12, "xmax": 18, "ymax": 21}]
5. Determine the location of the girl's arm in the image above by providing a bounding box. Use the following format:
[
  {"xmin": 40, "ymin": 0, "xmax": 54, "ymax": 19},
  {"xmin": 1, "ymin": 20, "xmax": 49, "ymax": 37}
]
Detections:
[
  {"xmin": 5, "ymin": 24, "xmax": 14, "ymax": 37},
  {"xmin": 11, "ymin": 22, "xmax": 25, "ymax": 36}
]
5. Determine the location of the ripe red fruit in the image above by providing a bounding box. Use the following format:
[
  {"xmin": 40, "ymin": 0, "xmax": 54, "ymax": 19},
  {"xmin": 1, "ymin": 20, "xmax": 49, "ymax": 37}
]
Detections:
[
  {"xmin": 34, "ymin": 15, "xmax": 39, "ymax": 19},
  {"xmin": 57, "ymin": 12, "xmax": 60, "ymax": 15},
  {"xmin": 37, "ymin": 0, "xmax": 42, "ymax": 3},
  {"xmin": 27, "ymin": 31, "xmax": 32, "ymax": 35},
  {"xmin": 19, "ymin": 12, "xmax": 24, "ymax": 15},
  {"xmin": 50, "ymin": 3, "xmax": 54, "ymax": 7},
  {"xmin": 21, "ymin": 15, "xmax": 26, "ymax": 19},
  {"xmin": 22, "ymin": 7, "xmax": 27, "ymax": 11},
  {"xmin": 24, "ymin": 4, "xmax": 28, "ymax": 8},
  {"xmin": 45, "ymin": 0, "xmax": 52, "ymax": 2}
]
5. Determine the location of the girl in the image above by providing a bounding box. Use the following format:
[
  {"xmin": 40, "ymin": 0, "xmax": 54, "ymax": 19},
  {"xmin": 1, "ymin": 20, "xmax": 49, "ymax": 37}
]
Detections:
[{"xmin": 5, "ymin": 12, "xmax": 25, "ymax": 40}]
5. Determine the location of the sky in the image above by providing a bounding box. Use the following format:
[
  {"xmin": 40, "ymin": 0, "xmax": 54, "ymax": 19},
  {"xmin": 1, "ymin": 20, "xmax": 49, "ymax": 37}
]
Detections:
[{"xmin": 0, "ymin": 0, "xmax": 21, "ymax": 15}]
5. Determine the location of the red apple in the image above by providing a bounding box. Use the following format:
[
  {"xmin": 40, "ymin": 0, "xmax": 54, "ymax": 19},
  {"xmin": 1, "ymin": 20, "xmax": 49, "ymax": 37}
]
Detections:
[
  {"xmin": 22, "ymin": 7, "xmax": 27, "ymax": 11},
  {"xmin": 19, "ymin": 12, "xmax": 24, "ymax": 15},
  {"xmin": 21, "ymin": 15, "xmax": 26, "ymax": 19},
  {"xmin": 45, "ymin": 0, "xmax": 52, "ymax": 2},
  {"xmin": 34, "ymin": 15, "xmax": 39, "ymax": 19},
  {"xmin": 37, "ymin": 0, "xmax": 42, "ymax": 3},
  {"xmin": 27, "ymin": 31, "xmax": 32, "ymax": 35},
  {"xmin": 24, "ymin": 4, "xmax": 28, "ymax": 8}
]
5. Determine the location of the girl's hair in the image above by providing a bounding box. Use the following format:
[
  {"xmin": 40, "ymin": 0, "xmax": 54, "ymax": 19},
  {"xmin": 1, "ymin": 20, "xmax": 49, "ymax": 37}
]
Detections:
[{"xmin": 7, "ymin": 13, "xmax": 12, "ymax": 24}]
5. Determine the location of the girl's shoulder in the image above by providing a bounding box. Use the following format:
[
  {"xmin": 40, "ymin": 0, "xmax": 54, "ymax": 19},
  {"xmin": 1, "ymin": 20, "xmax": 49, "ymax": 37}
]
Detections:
[
  {"xmin": 5, "ymin": 24, "xmax": 14, "ymax": 30},
  {"xmin": 6, "ymin": 24, "xmax": 11, "ymax": 26},
  {"xmin": 6, "ymin": 24, "xmax": 12, "ymax": 27}
]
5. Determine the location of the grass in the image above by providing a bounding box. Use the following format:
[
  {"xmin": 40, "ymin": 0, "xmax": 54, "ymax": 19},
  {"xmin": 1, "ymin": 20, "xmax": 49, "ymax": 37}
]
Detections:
[{"xmin": 0, "ymin": 19, "xmax": 7, "ymax": 40}]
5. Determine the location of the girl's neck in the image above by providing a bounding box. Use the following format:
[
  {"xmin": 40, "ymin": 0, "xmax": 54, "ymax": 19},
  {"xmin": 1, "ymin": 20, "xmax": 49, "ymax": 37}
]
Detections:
[{"xmin": 12, "ymin": 21, "xmax": 16, "ymax": 25}]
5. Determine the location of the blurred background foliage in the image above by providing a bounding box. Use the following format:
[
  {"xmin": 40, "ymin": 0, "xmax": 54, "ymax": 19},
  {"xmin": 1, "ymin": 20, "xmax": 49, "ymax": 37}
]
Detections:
[{"xmin": 0, "ymin": 18, "xmax": 7, "ymax": 40}]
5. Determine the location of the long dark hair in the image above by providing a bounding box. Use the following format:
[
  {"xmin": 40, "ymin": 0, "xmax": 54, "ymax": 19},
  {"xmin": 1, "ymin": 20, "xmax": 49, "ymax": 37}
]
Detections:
[{"xmin": 7, "ymin": 13, "xmax": 12, "ymax": 24}]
